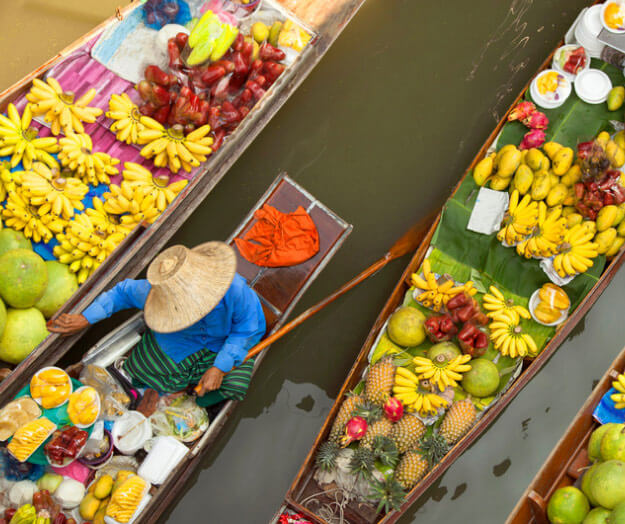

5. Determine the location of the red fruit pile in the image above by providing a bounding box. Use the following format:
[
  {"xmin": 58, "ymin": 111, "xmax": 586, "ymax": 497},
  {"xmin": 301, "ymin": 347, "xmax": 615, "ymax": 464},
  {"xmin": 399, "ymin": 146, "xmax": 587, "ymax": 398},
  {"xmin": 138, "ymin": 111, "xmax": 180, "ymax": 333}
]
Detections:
[
  {"xmin": 508, "ymin": 101, "xmax": 549, "ymax": 150},
  {"xmin": 44, "ymin": 426, "xmax": 88, "ymax": 465},
  {"xmin": 457, "ymin": 322, "xmax": 489, "ymax": 358},
  {"xmin": 446, "ymin": 292, "xmax": 489, "ymax": 326},
  {"xmin": 424, "ymin": 314, "xmax": 458, "ymax": 343},
  {"xmin": 137, "ymin": 32, "xmax": 287, "ymax": 151}
]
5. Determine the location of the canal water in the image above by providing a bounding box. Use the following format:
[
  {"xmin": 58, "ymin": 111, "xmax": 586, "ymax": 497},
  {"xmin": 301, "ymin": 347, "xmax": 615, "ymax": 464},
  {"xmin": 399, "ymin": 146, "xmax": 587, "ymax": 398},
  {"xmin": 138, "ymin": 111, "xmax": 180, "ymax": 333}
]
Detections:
[{"xmin": 3, "ymin": 1, "xmax": 625, "ymax": 522}]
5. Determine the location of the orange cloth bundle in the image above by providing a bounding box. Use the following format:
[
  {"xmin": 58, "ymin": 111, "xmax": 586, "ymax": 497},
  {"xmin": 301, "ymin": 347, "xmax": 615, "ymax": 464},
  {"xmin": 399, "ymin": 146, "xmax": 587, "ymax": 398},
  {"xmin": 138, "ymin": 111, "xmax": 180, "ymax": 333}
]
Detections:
[{"xmin": 235, "ymin": 204, "xmax": 319, "ymax": 267}]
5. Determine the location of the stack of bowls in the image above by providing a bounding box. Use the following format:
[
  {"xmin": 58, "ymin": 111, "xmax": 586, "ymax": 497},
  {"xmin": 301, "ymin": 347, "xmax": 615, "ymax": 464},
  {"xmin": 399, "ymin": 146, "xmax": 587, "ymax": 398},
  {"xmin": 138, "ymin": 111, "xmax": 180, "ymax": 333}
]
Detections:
[{"xmin": 575, "ymin": 4, "xmax": 606, "ymax": 58}]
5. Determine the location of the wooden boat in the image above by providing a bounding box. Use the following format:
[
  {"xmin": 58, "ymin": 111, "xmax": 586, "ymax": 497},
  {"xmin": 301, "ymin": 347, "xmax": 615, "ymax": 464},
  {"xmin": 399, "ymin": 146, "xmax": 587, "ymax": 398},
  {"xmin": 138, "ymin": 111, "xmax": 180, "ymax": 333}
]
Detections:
[
  {"xmin": 506, "ymin": 343, "xmax": 625, "ymax": 524},
  {"xmin": 0, "ymin": 0, "xmax": 367, "ymax": 402},
  {"xmin": 275, "ymin": 2, "xmax": 625, "ymax": 522},
  {"xmin": 0, "ymin": 172, "xmax": 351, "ymax": 523}
]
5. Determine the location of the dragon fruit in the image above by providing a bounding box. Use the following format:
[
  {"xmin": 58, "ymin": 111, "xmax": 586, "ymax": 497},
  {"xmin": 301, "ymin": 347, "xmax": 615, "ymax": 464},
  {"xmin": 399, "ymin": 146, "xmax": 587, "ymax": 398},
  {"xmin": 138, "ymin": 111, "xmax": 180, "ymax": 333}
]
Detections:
[
  {"xmin": 523, "ymin": 110, "xmax": 549, "ymax": 130},
  {"xmin": 519, "ymin": 129, "xmax": 546, "ymax": 150},
  {"xmin": 508, "ymin": 101, "xmax": 537, "ymax": 122},
  {"xmin": 340, "ymin": 416, "xmax": 368, "ymax": 447},
  {"xmin": 383, "ymin": 397, "xmax": 404, "ymax": 422}
]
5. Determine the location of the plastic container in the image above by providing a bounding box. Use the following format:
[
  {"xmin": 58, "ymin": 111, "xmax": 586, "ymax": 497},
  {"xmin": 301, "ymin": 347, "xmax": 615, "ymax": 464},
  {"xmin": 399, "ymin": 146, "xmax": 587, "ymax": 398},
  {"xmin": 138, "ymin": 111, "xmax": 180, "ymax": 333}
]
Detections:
[
  {"xmin": 529, "ymin": 289, "xmax": 568, "ymax": 327},
  {"xmin": 68, "ymin": 386, "xmax": 101, "ymax": 429},
  {"xmin": 574, "ymin": 68, "xmax": 613, "ymax": 104},
  {"xmin": 78, "ymin": 429, "xmax": 114, "ymax": 469},
  {"xmin": 575, "ymin": 4, "xmax": 606, "ymax": 58},
  {"xmin": 530, "ymin": 70, "xmax": 571, "ymax": 109},
  {"xmin": 601, "ymin": 1, "xmax": 625, "ymax": 34},
  {"xmin": 137, "ymin": 436, "xmax": 188, "ymax": 485},
  {"xmin": 112, "ymin": 411, "xmax": 152, "ymax": 455},
  {"xmin": 45, "ymin": 431, "xmax": 88, "ymax": 468},
  {"xmin": 30, "ymin": 367, "xmax": 72, "ymax": 410},
  {"xmin": 552, "ymin": 45, "xmax": 590, "ymax": 79}
]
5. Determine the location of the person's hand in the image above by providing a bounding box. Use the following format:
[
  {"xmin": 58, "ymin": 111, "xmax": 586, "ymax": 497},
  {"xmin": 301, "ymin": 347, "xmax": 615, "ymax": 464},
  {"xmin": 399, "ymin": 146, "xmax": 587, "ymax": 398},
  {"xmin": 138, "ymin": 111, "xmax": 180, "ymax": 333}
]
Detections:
[
  {"xmin": 47, "ymin": 314, "xmax": 90, "ymax": 335},
  {"xmin": 195, "ymin": 367, "xmax": 225, "ymax": 396}
]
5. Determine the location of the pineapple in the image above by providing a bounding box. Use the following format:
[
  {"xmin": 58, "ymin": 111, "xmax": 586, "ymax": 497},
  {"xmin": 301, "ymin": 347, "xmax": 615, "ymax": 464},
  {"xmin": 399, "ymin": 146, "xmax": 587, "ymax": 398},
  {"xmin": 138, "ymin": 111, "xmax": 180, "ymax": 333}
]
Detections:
[
  {"xmin": 360, "ymin": 418, "xmax": 393, "ymax": 449},
  {"xmin": 391, "ymin": 414, "xmax": 426, "ymax": 454},
  {"xmin": 394, "ymin": 450, "xmax": 429, "ymax": 490},
  {"xmin": 353, "ymin": 401, "xmax": 383, "ymax": 424},
  {"xmin": 316, "ymin": 441, "xmax": 340, "ymax": 472},
  {"xmin": 439, "ymin": 399, "xmax": 477, "ymax": 446},
  {"xmin": 371, "ymin": 435, "xmax": 399, "ymax": 468},
  {"xmin": 349, "ymin": 446, "xmax": 375, "ymax": 478},
  {"xmin": 365, "ymin": 357, "xmax": 396, "ymax": 405},
  {"xmin": 367, "ymin": 478, "xmax": 406, "ymax": 514},
  {"xmin": 418, "ymin": 433, "xmax": 448, "ymax": 467},
  {"xmin": 328, "ymin": 393, "xmax": 364, "ymax": 443}
]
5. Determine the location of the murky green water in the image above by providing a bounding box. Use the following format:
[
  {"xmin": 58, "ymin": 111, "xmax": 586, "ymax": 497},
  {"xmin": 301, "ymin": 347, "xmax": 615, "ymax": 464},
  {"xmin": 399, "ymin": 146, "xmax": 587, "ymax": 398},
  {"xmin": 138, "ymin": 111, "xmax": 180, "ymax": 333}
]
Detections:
[{"xmin": 5, "ymin": 0, "xmax": 625, "ymax": 522}]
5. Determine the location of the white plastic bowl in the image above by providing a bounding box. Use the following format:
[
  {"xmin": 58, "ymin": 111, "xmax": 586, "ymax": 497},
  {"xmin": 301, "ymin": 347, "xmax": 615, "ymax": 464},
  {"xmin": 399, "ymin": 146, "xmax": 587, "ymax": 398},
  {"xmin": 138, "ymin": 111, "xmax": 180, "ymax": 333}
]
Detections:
[
  {"xmin": 574, "ymin": 68, "xmax": 613, "ymax": 104},
  {"xmin": 112, "ymin": 411, "xmax": 152, "ymax": 455},
  {"xmin": 601, "ymin": 1, "xmax": 625, "ymax": 34},
  {"xmin": 530, "ymin": 70, "xmax": 572, "ymax": 109},
  {"xmin": 529, "ymin": 289, "xmax": 569, "ymax": 327},
  {"xmin": 30, "ymin": 366, "xmax": 72, "ymax": 409}
]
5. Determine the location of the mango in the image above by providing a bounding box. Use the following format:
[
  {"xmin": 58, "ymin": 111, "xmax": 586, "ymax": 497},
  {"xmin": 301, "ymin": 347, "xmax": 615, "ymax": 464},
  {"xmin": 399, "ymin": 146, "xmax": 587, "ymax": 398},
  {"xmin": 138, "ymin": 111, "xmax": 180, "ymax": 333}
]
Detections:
[
  {"xmin": 80, "ymin": 494, "xmax": 101, "ymax": 521},
  {"xmin": 268, "ymin": 21, "xmax": 283, "ymax": 47},
  {"xmin": 540, "ymin": 283, "xmax": 570, "ymax": 310},
  {"xmin": 562, "ymin": 187, "xmax": 577, "ymax": 206},
  {"xmin": 543, "ymin": 141, "xmax": 563, "ymax": 160},
  {"xmin": 552, "ymin": 147, "xmax": 574, "ymax": 175},
  {"xmin": 525, "ymin": 148, "xmax": 545, "ymax": 171},
  {"xmin": 562, "ymin": 206, "xmax": 577, "ymax": 217},
  {"xmin": 597, "ymin": 205, "xmax": 619, "ymax": 232},
  {"xmin": 534, "ymin": 302, "xmax": 562, "ymax": 324},
  {"xmin": 566, "ymin": 213, "xmax": 583, "ymax": 228},
  {"xmin": 581, "ymin": 220, "xmax": 597, "ymax": 235},
  {"xmin": 615, "ymin": 130, "xmax": 625, "ymax": 150},
  {"xmin": 539, "ymin": 155, "xmax": 551, "ymax": 171},
  {"xmin": 251, "ymin": 22, "xmax": 269, "ymax": 43},
  {"xmin": 548, "ymin": 173, "xmax": 560, "ymax": 188},
  {"xmin": 606, "ymin": 140, "xmax": 625, "ymax": 168},
  {"xmin": 473, "ymin": 155, "xmax": 494, "ymax": 186},
  {"xmin": 513, "ymin": 164, "xmax": 534, "ymax": 194},
  {"xmin": 607, "ymin": 86, "xmax": 625, "ymax": 111},
  {"xmin": 497, "ymin": 149, "xmax": 523, "ymax": 177},
  {"xmin": 530, "ymin": 172, "xmax": 551, "ymax": 201},
  {"xmin": 595, "ymin": 228, "xmax": 618, "ymax": 255},
  {"xmin": 94, "ymin": 474, "xmax": 114, "ymax": 500},
  {"xmin": 596, "ymin": 131, "xmax": 611, "ymax": 148},
  {"xmin": 615, "ymin": 205, "xmax": 625, "ymax": 227},
  {"xmin": 619, "ymin": 219, "xmax": 625, "ymax": 237},
  {"xmin": 606, "ymin": 236, "xmax": 625, "ymax": 257},
  {"xmin": 489, "ymin": 175, "xmax": 511, "ymax": 191},
  {"xmin": 561, "ymin": 165, "xmax": 582, "ymax": 187}
]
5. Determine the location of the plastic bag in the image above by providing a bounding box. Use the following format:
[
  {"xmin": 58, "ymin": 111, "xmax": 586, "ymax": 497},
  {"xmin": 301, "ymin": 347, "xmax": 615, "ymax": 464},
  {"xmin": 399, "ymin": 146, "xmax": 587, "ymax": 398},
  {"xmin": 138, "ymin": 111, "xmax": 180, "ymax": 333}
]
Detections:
[
  {"xmin": 149, "ymin": 394, "xmax": 209, "ymax": 442},
  {"xmin": 142, "ymin": 0, "xmax": 192, "ymax": 30},
  {"xmin": 79, "ymin": 366, "xmax": 130, "ymax": 421}
]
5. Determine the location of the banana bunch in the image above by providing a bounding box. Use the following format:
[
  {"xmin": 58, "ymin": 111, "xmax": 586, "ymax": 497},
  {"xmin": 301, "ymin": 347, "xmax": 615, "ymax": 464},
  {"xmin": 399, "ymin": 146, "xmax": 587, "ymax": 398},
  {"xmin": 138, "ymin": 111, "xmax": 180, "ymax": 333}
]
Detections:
[
  {"xmin": 106, "ymin": 93, "xmax": 145, "ymax": 144},
  {"xmin": 19, "ymin": 163, "xmax": 88, "ymax": 220},
  {"xmin": 2, "ymin": 191, "xmax": 65, "ymax": 243},
  {"xmin": 489, "ymin": 310, "xmax": 538, "ymax": 358},
  {"xmin": 138, "ymin": 118, "xmax": 213, "ymax": 173},
  {"xmin": 497, "ymin": 190, "xmax": 539, "ymax": 246},
  {"xmin": 610, "ymin": 373, "xmax": 625, "ymax": 409},
  {"xmin": 0, "ymin": 103, "xmax": 59, "ymax": 169},
  {"xmin": 393, "ymin": 367, "xmax": 449, "ymax": 417},
  {"xmin": 516, "ymin": 202, "xmax": 566, "ymax": 259},
  {"xmin": 103, "ymin": 182, "xmax": 162, "ymax": 228},
  {"xmin": 482, "ymin": 285, "xmax": 531, "ymax": 323},
  {"xmin": 412, "ymin": 354, "xmax": 472, "ymax": 392},
  {"xmin": 54, "ymin": 214, "xmax": 128, "ymax": 284},
  {"xmin": 58, "ymin": 133, "xmax": 119, "ymax": 186},
  {"xmin": 86, "ymin": 197, "xmax": 132, "ymax": 236},
  {"xmin": 26, "ymin": 77, "xmax": 102, "ymax": 135},
  {"xmin": 121, "ymin": 162, "xmax": 189, "ymax": 212},
  {"xmin": 411, "ymin": 259, "xmax": 476, "ymax": 311},
  {"xmin": 0, "ymin": 160, "xmax": 21, "ymax": 201},
  {"xmin": 552, "ymin": 223, "xmax": 599, "ymax": 277}
]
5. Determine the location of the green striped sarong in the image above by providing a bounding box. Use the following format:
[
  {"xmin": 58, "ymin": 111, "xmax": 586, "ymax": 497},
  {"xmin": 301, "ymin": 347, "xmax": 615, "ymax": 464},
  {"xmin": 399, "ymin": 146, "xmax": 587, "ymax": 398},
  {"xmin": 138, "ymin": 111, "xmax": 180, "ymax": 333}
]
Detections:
[{"xmin": 123, "ymin": 330, "xmax": 255, "ymax": 407}]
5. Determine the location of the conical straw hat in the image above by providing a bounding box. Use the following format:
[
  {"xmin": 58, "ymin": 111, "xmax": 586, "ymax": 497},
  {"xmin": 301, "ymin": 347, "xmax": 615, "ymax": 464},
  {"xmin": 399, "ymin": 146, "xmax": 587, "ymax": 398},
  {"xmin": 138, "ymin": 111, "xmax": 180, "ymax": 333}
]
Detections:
[{"xmin": 144, "ymin": 241, "xmax": 237, "ymax": 333}]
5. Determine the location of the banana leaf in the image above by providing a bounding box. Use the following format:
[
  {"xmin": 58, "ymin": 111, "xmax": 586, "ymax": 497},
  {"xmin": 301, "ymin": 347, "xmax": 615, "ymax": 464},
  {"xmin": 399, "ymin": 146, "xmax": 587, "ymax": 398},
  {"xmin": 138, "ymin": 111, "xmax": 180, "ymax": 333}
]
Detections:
[{"xmin": 497, "ymin": 59, "xmax": 624, "ymax": 150}]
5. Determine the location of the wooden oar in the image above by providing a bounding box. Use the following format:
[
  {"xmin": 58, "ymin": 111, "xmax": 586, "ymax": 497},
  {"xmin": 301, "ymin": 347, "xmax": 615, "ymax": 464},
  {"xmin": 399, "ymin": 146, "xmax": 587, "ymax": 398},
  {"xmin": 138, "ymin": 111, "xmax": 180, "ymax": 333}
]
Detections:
[{"xmin": 241, "ymin": 208, "xmax": 439, "ymax": 363}]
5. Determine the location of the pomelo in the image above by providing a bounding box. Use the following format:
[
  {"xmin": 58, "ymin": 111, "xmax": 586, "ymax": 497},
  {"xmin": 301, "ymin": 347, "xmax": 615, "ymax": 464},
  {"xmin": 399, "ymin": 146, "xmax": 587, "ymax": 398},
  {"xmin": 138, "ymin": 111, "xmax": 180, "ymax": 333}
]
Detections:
[
  {"xmin": 0, "ymin": 249, "xmax": 48, "ymax": 308},
  {"xmin": 0, "ymin": 298, "xmax": 5, "ymax": 339},
  {"xmin": 427, "ymin": 341, "xmax": 461, "ymax": 362},
  {"xmin": 600, "ymin": 424, "xmax": 625, "ymax": 462},
  {"xmin": 386, "ymin": 307, "xmax": 426, "ymax": 347},
  {"xmin": 547, "ymin": 486, "xmax": 589, "ymax": 524},
  {"xmin": 461, "ymin": 358, "xmax": 500, "ymax": 397},
  {"xmin": 582, "ymin": 507, "xmax": 610, "ymax": 524},
  {"xmin": 608, "ymin": 502, "xmax": 625, "ymax": 523},
  {"xmin": 0, "ymin": 308, "xmax": 48, "ymax": 364},
  {"xmin": 34, "ymin": 261, "xmax": 78, "ymax": 319},
  {"xmin": 0, "ymin": 230, "xmax": 31, "ymax": 256},
  {"xmin": 589, "ymin": 460, "xmax": 625, "ymax": 509},
  {"xmin": 582, "ymin": 463, "xmax": 600, "ymax": 507},
  {"xmin": 589, "ymin": 424, "xmax": 618, "ymax": 462}
]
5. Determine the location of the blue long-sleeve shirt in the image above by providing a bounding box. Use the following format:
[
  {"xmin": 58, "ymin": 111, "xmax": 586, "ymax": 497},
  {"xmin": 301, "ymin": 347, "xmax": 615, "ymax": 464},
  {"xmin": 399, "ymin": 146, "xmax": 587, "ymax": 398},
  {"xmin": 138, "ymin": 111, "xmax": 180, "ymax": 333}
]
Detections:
[{"xmin": 82, "ymin": 274, "xmax": 266, "ymax": 373}]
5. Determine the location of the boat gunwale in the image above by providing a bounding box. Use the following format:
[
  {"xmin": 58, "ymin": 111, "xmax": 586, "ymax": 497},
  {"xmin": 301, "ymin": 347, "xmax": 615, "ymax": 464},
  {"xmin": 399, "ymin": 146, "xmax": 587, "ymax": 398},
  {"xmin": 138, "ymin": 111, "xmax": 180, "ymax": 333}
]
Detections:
[{"xmin": 281, "ymin": 2, "xmax": 625, "ymax": 521}]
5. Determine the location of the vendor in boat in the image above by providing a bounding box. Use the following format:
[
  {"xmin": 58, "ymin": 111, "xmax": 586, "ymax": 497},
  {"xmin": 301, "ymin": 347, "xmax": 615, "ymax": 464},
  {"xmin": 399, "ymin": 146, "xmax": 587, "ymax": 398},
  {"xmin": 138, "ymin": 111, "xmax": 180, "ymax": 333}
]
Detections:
[{"xmin": 48, "ymin": 242, "xmax": 266, "ymax": 407}]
